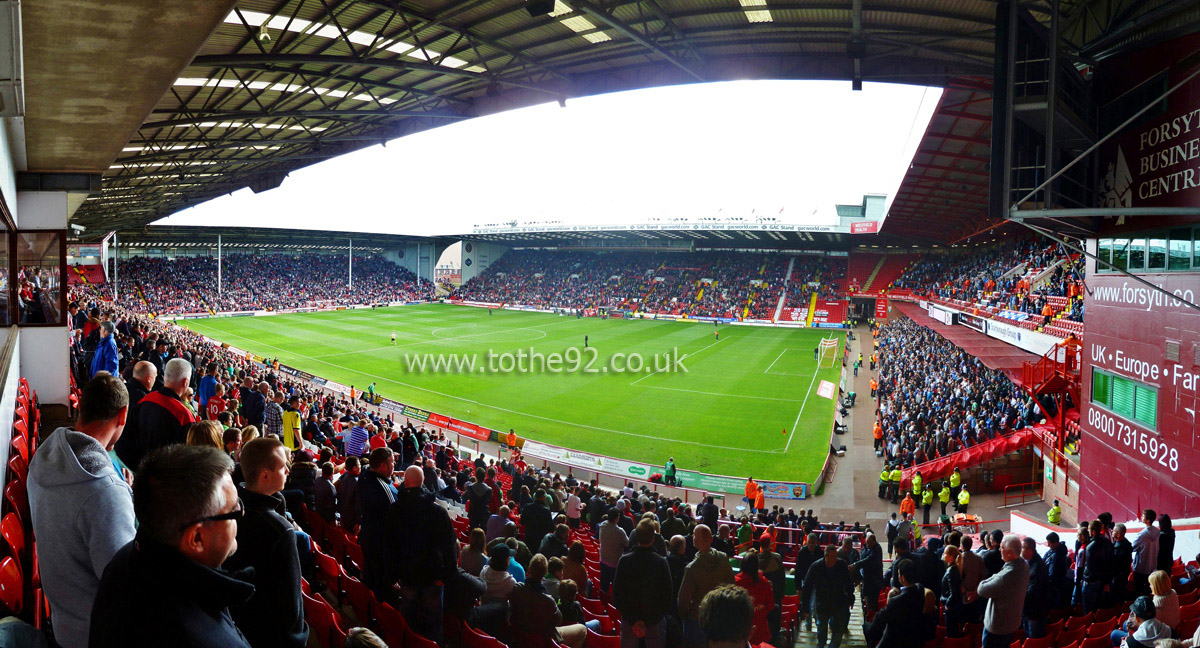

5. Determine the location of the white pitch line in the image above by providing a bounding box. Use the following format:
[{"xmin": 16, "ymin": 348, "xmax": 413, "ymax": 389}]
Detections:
[
  {"xmin": 783, "ymin": 367, "xmax": 823, "ymax": 453},
  {"xmin": 202, "ymin": 326, "xmax": 781, "ymax": 454},
  {"xmin": 642, "ymin": 384, "xmax": 798, "ymax": 402},
  {"xmin": 630, "ymin": 337, "xmax": 724, "ymax": 386},
  {"xmin": 764, "ymin": 349, "xmax": 788, "ymax": 374}
]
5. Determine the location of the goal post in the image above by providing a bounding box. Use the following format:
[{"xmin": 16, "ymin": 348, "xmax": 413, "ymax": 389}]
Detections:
[{"xmin": 817, "ymin": 336, "xmax": 839, "ymax": 368}]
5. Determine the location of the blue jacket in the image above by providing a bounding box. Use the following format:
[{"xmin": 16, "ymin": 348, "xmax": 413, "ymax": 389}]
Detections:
[
  {"xmin": 197, "ymin": 375, "xmax": 218, "ymax": 409},
  {"xmin": 90, "ymin": 335, "xmax": 119, "ymax": 379}
]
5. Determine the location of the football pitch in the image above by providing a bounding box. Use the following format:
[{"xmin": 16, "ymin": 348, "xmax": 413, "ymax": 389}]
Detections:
[{"xmin": 183, "ymin": 304, "xmax": 844, "ymax": 484}]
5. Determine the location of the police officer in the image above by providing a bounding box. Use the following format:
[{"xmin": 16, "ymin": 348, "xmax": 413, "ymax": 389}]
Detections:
[
  {"xmin": 911, "ymin": 470, "xmax": 923, "ymax": 497},
  {"xmin": 1047, "ymin": 499, "xmax": 1062, "ymax": 525},
  {"xmin": 938, "ymin": 482, "xmax": 951, "ymax": 518},
  {"xmin": 921, "ymin": 484, "xmax": 934, "ymax": 525},
  {"xmin": 889, "ymin": 464, "xmax": 903, "ymax": 504},
  {"xmin": 956, "ymin": 484, "xmax": 970, "ymax": 515}
]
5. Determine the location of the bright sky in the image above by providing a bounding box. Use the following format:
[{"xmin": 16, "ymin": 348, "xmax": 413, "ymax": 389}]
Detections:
[{"xmin": 156, "ymin": 80, "xmax": 941, "ymax": 237}]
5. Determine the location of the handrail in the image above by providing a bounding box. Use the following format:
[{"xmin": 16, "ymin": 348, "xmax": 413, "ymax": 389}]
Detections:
[{"xmin": 1001, "ymin": 481, "xmax": 1043, "ymax": 509}]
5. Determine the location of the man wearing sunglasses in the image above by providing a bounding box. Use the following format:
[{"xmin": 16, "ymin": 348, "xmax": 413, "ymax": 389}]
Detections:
[{"xmin": 89, "ymin": 445, "xmax": 253, "ymax": 648}]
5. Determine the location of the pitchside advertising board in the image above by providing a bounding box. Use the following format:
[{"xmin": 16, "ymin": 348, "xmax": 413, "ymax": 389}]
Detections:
[{"xmin": 520, "ymin": 440, "xmax": 810, "ymax": 499}]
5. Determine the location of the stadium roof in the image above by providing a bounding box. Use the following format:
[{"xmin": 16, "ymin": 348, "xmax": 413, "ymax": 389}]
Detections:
[
  {"xmin": 108, "ymin": 225, "xmax": 445, "ymax": 252},
  {"xmin": 26, "ymin": 0, "xmax": 1200, "ymax": 239}
]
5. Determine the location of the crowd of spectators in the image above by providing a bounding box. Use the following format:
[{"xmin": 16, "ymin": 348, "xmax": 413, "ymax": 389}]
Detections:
[
  {"xmin": 873, "ymin": 317, "xmax": 1039, "ymax": 470},
  {"xmin": 453, "ymin": 250, "xmax": 844, "ymax": 320},
  {"xmin": 112, "ymin": 254, "xmax": 432, "ymax": 314},
  {"xmin": 893, "ymin": 238, "xmax": 1086, "ymax": 323}
]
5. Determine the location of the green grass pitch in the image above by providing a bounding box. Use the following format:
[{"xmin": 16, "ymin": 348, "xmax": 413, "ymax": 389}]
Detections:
[{"xmin": 183, "ymin": 304, "xmax": 844, "ymax": 484}]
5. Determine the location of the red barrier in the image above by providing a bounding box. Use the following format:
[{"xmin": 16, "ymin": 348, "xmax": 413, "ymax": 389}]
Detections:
[{"xmin": 900, "ymin": 426, "xmax": 1044, "ymax": 488}]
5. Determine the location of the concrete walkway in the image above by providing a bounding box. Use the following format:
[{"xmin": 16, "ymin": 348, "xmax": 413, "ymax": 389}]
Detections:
[{"xmin": 816, "ymin": 323, "xmax": 1051, "ymax": 535}]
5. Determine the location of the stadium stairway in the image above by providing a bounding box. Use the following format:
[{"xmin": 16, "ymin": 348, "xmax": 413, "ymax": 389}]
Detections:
[
  {"xmin": 774, "ymin": 256, "xmax": 797, "ymax": 322},
  {"xmin": 792, "ymin": 600, "xmax": 867, "ymax": 648}
]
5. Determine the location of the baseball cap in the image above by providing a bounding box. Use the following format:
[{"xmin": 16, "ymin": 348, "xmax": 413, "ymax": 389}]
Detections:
[
  {"xmin": 491, "ymin": 544, "xmax": 511, "ymax": 560},
  {"xmin": 1131, "ymin": 596, "xmax": 1156, "ymax": 619}
]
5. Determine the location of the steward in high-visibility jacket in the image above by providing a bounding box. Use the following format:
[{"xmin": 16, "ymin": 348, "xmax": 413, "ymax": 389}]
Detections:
[
  {"xmin": 921, "ymin": 486, "xmax": 935, "ymax": 525},
  {"xmin": 911, "ymin": 471, "xmax": 923, "ymax": 496},
  {"xmin": 938, "ymin": 483, "xmax": 951, "ymax": 516},
  {"xmin": 1047, "ymin": 500, "xmax": 1062, "ymax": 525},
  {"xmin": 957, "ymin": 486, "xmax": 970, "ymax": 514},
  {"xmin": 889, "ymin": 467, "xmax": 903, "ymax": 504},
  {"xmin": 949, "ymin": 468, "xmax": 963, "ymax": 501},
  {"xmin": 879, "ymin": 468, "xmax": 891, "ymax": 499}
]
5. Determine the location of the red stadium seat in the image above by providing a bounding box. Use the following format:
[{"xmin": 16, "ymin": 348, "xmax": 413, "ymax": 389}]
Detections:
[
  {"xmin": 6, "ymin": 454, "xmax": 26, "ymax": 487},
  {"xmin": 942, "ymin": 635, "xmax": 973, "ymax": 648},
  {"xmin": 1065, "ymin": 614, "xmax": 1093, "ymax": 632},
  {"xmin": 377, "ymin": 602, "xmax": 409, "ymax": 648},
  {"xmin": 346, "ymin": 541, "xmax": 365, "ymax": 571},
  {"xmin": 302, "ymin": 592, "xmax": 348, "ymax": 648},
  {"xmin": 1023, "ymin": 635, "xmax": 1054, "ymax": 648},
  {"xmin": 342, "ymin": 573, "xmax": 374, "ymax": 626},
  {"xmin": 1055, "ymin": 628, "xmax": 1087, "ymax": 648},
  {"xmin": 586, "ymin": 628, "xmax": 620, "ymax": 648},
  {"xmin": 405, "ymin": 619, "xmax": 440, "ymax": 648},
  {"xmin": 1178, "ymin": 617, "xmax": 1199, "ymax": 640},
  {"xmin": 1079, "ymin": 637, "xmax": 1110, "ymax": 648},
  {"xmin": 4, "ymin": 480, "xmax": 28, "ymax": 527},
  {"xmin": 0, "ymin": 556, "xmax": 22, "ymax": 614},
  {"xmin": 0, "ymin": 513, "xmax": 24, "ymax": 565},
  {"xmin": 9, "ymin": 435, "xmax": 27, "ymax": 464},
  {"xmin": 324, "ymin": 525, "xmax": 347, "ymax": 563},
  {"xmin": 1181, "ymin": 601, "xmax": 1200, "ymax": 620},
  {"xmin": 462, "ymin": 624, "xmax": 507, "ymax": 648},
  {"xmin": 314, "ymin": 551, "xmax": 342, "ymax": 602}
]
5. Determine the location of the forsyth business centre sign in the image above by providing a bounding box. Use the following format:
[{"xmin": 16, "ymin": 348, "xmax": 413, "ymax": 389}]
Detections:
[{"xmin": 1100, "ymin": 42, "xmax": 1200, "ymax": 208}]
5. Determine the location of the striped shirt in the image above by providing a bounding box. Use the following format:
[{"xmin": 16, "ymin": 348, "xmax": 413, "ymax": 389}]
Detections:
[{"xmin": 344, "ymin": 426, "xmax": 370, "ymax": 457}]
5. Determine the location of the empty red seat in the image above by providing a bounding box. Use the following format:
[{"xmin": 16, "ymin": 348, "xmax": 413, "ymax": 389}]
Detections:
[
  {"xmin": 462, "ymin": 624, "xmax": 506, "ymax": 648},
  {"xmin": 4, "ymin": 480, "xmax": 28, "ymax": 527},
  {"xmin": 586, "ymin": 628, "xmax": 620, "ymax": 648},
  {"xmin": 377, "ymin": 602, "xmax": 409, "ymax": 648},
  {"xmin": 1056, "ymin": 627, "xmax": 1087, "ymax": 647},
  {"xmin": 6, "ymin": 455, "xmax": 26, "ymax": 487},
  {"xmin": 1079, "ymin": 636, "xmax": 1110, "ymax": 648},
  {"xmin": 0, "ymin": 556, "xmax": 22, "ymax": 614},
  {"xmin": 302, "ymin": 592, "xmax": 348, "ymax": 648},
  {"xmin": 1024, "ymin": 635, "xmax": 1054, "ymax": 648},
  {"xmin": 342, "ymin": 573, "xmax": 374, "ymax": 626},
  {"xmin": 942, "ymin": 636, "xmax": 973, "ymax": 648}
]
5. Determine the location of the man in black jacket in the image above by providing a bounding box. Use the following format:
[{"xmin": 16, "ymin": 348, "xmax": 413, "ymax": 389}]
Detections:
[
  {"xmin": 465, "ymin": 468, "xmax": 493, "ymax": 530},
  {"xmin": 853, "ymin": 533, "xmax": 885, "ymax": 620},
  {"xmin": 147, "ymin": 338, "xmax": 169, "ymax": 389},
  {"xmin": 1081, "ymin": 520, "xmax": 1113, "ymax": 613},
  {"xmin": 1021, "ymin": 538, "xmax": 1049, "ymax": 639},
  {"xmin": 116, "ymin": 358, "xmax": 196, "ymax": 472},
  {"xmin": 614, "ymin": 520, "xmax": 674, "ymax": 648},
  {"xmin": 358, "ymin": 448, "xmax": 398, "ymax": 601},
  {"xmin": 865, "ymin": 559, "xmax": 925, "ymax": 648},
  {"xmin": 523, "ymin": 490, "xmax": 554, "ymax": 553},
  {"xmin": 539, "ymin": 524, "xmax": 572, "ymax": 560},
  {"xmin": 90, "ymin": 445, "xmax": 252, "ymax": 648},
  {"xmin": 239, "ymin": 380, "xmax": 267, "ymax": 433},
  {"xmin": 1111, "ymin": 524, "xmax": 1134, "ymax": 608},
  {"xmin": 123, "ymin": 360, "xmax": 155, "ymax": 405},
  {"xmin": 804, "ymin": 544, "xmax": 856, "ymax": 648},
  {"xmin": 224, "ymin": 438, "xmax": 309, "ymax": 648},
  {"xmin": 385, "ymin": 466, "xmax": 457, "ymax": 645},
  {"xmin": 1043, "ymin": 533, "xmax": 1071, "ymax": 610}
]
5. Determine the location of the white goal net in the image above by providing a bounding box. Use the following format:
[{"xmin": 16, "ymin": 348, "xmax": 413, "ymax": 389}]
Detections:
[{"xmin": 817, "ymin": 337, "xmax": 839, "ymax": 368}]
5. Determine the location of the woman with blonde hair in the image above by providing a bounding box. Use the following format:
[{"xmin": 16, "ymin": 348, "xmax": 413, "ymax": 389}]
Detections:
[
  {"xmin": 460, "ymin": 527, "xmax": 487, "ymax": 576},
  {"xmin": 185, "ymin": 420, "xmax": 223, "ymax": 449},
  {"xmin": 241, "ymin": 425, "xmax": 260, "ymax": 447},
  {"xmin": 1150, "ymin": 570, "xmax": 1180, "ymax": 631}
]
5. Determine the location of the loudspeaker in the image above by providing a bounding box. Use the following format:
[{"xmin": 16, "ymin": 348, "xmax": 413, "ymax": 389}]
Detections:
[{"xmin": 526, "ymin": 0, "xmax": 555, "ymax": 17}]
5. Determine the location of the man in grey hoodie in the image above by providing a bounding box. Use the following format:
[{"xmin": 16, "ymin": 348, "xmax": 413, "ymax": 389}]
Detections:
[{"xmin": 28, "ymin": 373, "xmax": 136, "ymax": 648}]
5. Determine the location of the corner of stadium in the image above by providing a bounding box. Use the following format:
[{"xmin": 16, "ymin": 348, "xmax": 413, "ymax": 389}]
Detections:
[{"xmin": 2, "ymin": 1, "xmax": 1199, "ymax": 647}]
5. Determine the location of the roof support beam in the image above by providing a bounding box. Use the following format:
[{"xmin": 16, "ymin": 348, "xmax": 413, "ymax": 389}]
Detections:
[
  {"xmin": 140, "ymin": 109, "xmax": 464, "ymax": 131},
  {"xmin": 560, "ymin": 0, "xmax": 705, "ymax": 82},
  {"xmin": 191, "ymin": 54, "xmax": 559, "ymax": 94}
]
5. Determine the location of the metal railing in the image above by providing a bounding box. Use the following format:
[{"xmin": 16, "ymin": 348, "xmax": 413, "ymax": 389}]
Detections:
[{"xmin": 1002, "ymin": 481, "xmax": 1044, "ymax": 508}]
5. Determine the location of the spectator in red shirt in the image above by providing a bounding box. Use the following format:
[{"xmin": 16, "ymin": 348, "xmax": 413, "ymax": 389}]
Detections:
[
  {"xmin": 207, "ymin": 384, "xmax": 227, "ymax": 421},
  {"xmin": 733, "ymin": 551, "xmax": 775, "ymax": 646}
]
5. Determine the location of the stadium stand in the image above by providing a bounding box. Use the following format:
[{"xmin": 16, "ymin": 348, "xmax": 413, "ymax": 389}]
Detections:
[{"xmin": 112, "ymin": 254, "xmax": 433, "ymax": 314}]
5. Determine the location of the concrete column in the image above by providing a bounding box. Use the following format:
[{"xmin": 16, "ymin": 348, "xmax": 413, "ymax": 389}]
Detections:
[{"xmin": 16, "ymin": 190, "xmax": 70, "ymax": 405}]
